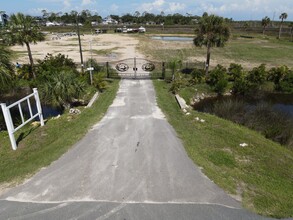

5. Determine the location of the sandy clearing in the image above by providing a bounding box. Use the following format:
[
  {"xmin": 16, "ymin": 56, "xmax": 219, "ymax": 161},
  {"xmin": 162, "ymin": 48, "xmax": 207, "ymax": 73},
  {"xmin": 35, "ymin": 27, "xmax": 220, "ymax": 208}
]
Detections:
[{"xmin": 11, "ymin": 33, "xmax": 144, "ymax": 65}]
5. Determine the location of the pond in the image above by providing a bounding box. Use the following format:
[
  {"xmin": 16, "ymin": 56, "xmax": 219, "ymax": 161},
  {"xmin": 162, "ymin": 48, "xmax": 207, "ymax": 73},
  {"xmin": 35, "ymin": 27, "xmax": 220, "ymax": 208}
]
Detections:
[
  {"xmin": 0, "ymin": 91, "xmax": 62, "ymax": 131},
  {"xmin": 151, "ymin": 36, "xmax": 194, "ymax": 41},
  {"xmin": 193, "ymin": 92, "xmax": 293, "ymax": 147},
  {"xmin": 193, "ymin": 93, "xmax": 293, "ymax": 117}
]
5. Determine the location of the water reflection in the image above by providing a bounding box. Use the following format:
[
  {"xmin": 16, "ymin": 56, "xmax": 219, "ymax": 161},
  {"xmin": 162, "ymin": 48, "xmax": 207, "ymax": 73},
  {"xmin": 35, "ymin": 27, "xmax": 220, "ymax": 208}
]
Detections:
[{"xmin": 151, "ymin": 36, "xmax": 193, "ymax": 41}]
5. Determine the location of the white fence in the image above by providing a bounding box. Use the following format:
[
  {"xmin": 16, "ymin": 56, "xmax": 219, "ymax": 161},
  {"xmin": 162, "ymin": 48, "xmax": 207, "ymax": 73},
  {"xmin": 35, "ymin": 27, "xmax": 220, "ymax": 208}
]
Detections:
[{"xmin": 0, "ymin": 88, "xmax": 44, "ymax": 150}]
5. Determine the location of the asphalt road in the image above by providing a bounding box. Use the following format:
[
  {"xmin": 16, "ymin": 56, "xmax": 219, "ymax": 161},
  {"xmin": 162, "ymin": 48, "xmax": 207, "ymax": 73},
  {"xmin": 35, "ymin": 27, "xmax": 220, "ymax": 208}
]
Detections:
[{"xmin": 0, "ymin": 80, "xmax": 278, "ymax": 219}]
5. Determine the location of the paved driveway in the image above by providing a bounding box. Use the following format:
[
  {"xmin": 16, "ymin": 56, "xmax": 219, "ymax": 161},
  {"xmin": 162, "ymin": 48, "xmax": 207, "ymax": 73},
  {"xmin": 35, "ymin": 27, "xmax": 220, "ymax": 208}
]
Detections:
[{"xmin": 0, "ymin": 80, "xmax": 275, "ymax": 219}]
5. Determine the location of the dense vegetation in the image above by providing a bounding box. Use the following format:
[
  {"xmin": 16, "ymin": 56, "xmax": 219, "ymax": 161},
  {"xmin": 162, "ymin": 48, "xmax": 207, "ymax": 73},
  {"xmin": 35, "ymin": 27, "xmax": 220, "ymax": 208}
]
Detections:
[{"xmin": 167, "ymin": 62, "xmax": 293, "ymax": 149}]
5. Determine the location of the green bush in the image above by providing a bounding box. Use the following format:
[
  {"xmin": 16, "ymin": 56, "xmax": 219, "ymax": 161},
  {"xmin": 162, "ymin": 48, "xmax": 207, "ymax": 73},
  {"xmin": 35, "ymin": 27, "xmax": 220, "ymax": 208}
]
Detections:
[
  {"xmin": 246, "ymin": 64, "xmax": 267, "ymax": 91},
  {"xmin": 169, "ymin": 73, "xmax": 187, "ymax": 94},
  {"xmin": 279, "ymin": 69, "xmax": 293, "ymax": 93},
  {"xmin": 38, "ymin": 70, "xmax": 86, "ymax": 108},
  {"xmin": 93, "ymin": 72, "xmax": 108, "ymax": 92},
  {"xmin": 190, "ymin": 68, "xmax": 205, "ymax": 84},
  {"xmin": 268, "ymin": 65, "xmax": 289, "ymax": 91},
  {"xmin": 228, "ymin": 63, "xmax": 245, "ymax": 81},
  {"xmin": 36, "ymin": 53, "xmax": 77, "ymax": 76},
  {"xmin": 207, "ymin": 65, "xmax": 228, "ymax": 95}
]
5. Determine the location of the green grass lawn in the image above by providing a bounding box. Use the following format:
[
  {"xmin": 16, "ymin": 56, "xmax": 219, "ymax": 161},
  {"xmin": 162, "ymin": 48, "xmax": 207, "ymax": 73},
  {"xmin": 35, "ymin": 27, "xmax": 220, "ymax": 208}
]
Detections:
[
  {"xmin": 0, "ymin": 79, "xmax": 119, "ymax": 185},
  {"xmin": 138, "ymin": 34, "xmax": 293, "ymax": 69},
  {"xmin": 153, "ymin": 79, "xmax": 293, "ymax": 218}
]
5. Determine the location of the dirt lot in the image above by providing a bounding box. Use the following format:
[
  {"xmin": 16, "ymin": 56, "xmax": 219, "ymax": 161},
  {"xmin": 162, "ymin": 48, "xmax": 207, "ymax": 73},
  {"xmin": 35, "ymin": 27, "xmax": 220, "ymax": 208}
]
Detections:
[{"xmin": 12, "ymin": 33, "xmax": 144, "ymax": 65}]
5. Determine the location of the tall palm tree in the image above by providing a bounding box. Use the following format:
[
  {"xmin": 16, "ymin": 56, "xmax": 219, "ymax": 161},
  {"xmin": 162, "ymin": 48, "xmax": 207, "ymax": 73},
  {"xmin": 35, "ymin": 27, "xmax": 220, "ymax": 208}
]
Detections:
[
  {"xmin": 8, "ymin": 13, "xmax": 45, "ymax": 79},
  {"xmin": 193, "ymin": 13, "xmax": 231, "ymax": 75},
  {"xmin": 261, "ymin": 16, "xmax": 270, "ymax": 35},
  {"xmin": 278, "ymin": 12, "xmax": 288, "ymax": 39}
]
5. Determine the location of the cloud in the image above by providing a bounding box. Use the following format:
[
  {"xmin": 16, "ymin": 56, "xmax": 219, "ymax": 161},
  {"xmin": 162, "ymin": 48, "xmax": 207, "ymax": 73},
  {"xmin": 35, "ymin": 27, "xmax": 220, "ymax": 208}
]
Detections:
[
  {"xmin": 141, "ymin": 0, "xmax": 165, "ymax": 12},
  {"xmin": 139, "ymin": 0, "xmax": 186, "ymax": 14},
  {"xmin": 110, "ymin": 4, "xmax": 119, "ymax": 12},
  {"xmin": 63, "ymin": 0, "xmax": 71, "ymax": 8},
  {"xmin": 167, "ymin": 2, "xmax": 186, "ymax": 13},
  {"xmin": 82, "ymin": 0, "xmax": 95, "ymax": 6},
  {"xmin": 198, "ymin": 0, "xmax": 293, "ymax": 19}
]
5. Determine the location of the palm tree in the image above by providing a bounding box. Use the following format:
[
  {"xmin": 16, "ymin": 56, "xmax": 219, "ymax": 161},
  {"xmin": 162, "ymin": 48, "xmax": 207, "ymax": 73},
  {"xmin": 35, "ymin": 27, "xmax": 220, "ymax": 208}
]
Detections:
[
  {"xmin": 261, "ymin": 16, "xmax": 270, "ymax": 35},
  {"xmin": 0, "ymin": 46, "xmax": 14, "ymax": 92},
  {"xmin": 8, "ymin": 13, "xmax": 45, "ymax": 79},
  {"xmin": 278, "ymin": 12, "xmax": 288, "ymax": 39},
  {"xmin": 193, "ymin": 13, "xmax": 231, "ymax": 75}
]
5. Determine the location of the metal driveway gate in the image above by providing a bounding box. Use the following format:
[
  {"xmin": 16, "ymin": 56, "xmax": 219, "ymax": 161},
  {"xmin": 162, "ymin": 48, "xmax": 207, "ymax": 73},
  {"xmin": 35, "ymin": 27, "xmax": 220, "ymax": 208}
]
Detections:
[{"xmin": 107, "ymin": 57, "xmax": 164, "ymax": 79}]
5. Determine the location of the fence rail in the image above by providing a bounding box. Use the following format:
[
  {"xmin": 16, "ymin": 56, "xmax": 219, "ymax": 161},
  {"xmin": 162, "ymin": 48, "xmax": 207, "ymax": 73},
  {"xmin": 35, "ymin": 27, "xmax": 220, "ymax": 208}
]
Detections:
[{"xmin": 0, "ymin": 88, "xmax": 44, "ymax": 150}]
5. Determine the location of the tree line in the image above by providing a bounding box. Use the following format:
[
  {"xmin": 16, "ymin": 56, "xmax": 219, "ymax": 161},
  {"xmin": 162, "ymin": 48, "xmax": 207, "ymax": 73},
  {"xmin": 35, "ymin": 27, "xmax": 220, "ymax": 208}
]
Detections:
[{"xmin": 39, "ymin": 10, "xmax": 201, "ymax": 26}]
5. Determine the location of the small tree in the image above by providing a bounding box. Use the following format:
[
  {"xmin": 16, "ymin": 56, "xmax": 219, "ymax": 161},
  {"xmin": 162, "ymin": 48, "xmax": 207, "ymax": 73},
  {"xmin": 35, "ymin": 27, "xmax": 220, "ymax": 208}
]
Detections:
[
  {"xmin": 278, "ymin": 12, "xmax": 288, "ymax": 39},
  {"xmin": 193, "ymin": 13, "xmax": 231, "ymax": 75},
  {"xmin": 261, "ymin": 16, "xmax": 270, "ymax": 35}
]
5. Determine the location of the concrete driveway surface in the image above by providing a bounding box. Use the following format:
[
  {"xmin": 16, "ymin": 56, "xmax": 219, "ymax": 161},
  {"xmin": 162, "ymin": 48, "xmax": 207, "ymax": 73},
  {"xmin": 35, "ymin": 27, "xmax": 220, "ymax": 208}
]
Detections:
[{"xmin": 0, "ymin": 80, "xmax": 278, "ymax": 219}]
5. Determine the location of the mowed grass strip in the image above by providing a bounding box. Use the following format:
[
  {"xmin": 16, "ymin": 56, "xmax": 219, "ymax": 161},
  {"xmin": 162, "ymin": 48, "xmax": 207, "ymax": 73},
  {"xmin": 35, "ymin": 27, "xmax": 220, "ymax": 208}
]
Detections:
[
  {"xmin": 0, "ymin": 79, "xmax": 119, "ymax": 185},
  {"xmin": 153, "ymin": 80, "xmax": 293, "ymax": 218}
]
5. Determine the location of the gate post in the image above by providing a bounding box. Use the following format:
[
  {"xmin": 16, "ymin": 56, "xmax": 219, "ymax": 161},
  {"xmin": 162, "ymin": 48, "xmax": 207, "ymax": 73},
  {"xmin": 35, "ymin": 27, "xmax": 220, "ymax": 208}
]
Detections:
[
  {"xmin": 134, "ymin": 57, "xmax": 137, "ymax": 79},
  {"xmin": 162, "ymin": 62, "xmax": 165, "ymax": 80},
  {"xmin": 33, "ymin": 88, "xmax": 44, "ymax": 127},
  {"xmin": 106, "ymin": 62, "xmax": 109, "ymax": 78},
  {"xmin": 0, "ymin": 103, "xmax": 17, "ymax": 150}
]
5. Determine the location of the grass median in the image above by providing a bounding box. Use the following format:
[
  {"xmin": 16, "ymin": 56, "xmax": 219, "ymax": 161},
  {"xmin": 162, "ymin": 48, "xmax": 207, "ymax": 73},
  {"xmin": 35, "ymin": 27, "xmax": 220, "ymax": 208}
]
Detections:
[
  {"xmin": 153, "ymin": 79, "xmax": 293, "ymax": 218},
  {"xmin": 0, "ymin": 79, "xmax": 119, "ymax": 186}
]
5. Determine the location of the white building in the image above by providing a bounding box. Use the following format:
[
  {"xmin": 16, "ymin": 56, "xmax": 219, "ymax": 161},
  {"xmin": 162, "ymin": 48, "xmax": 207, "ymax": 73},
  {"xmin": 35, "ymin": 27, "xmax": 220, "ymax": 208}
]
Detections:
[{"xmin": 102, "ymin": 16, "xmax": 118, "ymax": 25}]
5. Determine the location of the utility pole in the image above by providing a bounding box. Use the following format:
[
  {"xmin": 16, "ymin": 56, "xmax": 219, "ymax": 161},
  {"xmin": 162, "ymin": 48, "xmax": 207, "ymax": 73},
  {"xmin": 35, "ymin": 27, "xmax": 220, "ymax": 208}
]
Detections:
[
  {"xmin": 76, "ymin": 13, "xmax": 84, "ymax": 73},
  {"xmin": 89, "ymin": 40, "xmax": 93, "ymax": 85}
]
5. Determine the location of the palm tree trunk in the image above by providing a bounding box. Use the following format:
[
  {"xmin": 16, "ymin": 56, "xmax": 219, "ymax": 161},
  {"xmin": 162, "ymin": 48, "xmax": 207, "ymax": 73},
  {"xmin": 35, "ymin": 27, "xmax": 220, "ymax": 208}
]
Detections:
[
  {"xmin": 205, "ymin": 44, "xmax": 211, "ymax": 75},
  {"xmin": 278, "ymin": 20, "xmax": 283, "ymax": 39},
  {"xmin": 25, "ymin": 42, "xmax": 36, "ymax": 79}
]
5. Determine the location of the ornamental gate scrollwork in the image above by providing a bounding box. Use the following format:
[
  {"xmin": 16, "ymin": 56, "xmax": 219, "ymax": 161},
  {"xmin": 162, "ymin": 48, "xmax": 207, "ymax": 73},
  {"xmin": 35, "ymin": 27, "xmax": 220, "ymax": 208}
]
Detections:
[{"xmin": 111, "ymin": 57, "xmax": 160, "ymax": 79}]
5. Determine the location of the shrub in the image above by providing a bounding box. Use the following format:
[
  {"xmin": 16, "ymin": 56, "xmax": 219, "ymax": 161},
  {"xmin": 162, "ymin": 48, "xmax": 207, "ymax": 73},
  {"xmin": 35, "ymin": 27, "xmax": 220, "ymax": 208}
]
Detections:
[
  {"xmin": 268, "ymin": 65, "xmax": 289, "ymax": 91},
  {"xmin": 207, "ymin": 65, "xmax": 228, "ymax": 95},
  {"xmin": 169, "ymin": 73, "xmax": 187, "ymax": 94},
  {"xmin": 279, "ymin": 70, "xmax": 293, "ymax": 93},
  {"xmin": 36, "ymin": 53, "xmax": 77, "ymax": 77},
  {"xmin": 38, "ymin": 70, "xmax": 86, "ymax": 108},
  {"xmin": 189, "ymin": 68, "xmax": 205, "ymax": 85},
  {"xmin": 228, "ymin": 63, "xmax": 245, "ymax": 81},
  {"xmin": 246, "ymin": 64, "xmax": 267, "ymax": 91},
  {"xmin": 93, "ymin": 72, "xmax": 108, "ymax": 92}
]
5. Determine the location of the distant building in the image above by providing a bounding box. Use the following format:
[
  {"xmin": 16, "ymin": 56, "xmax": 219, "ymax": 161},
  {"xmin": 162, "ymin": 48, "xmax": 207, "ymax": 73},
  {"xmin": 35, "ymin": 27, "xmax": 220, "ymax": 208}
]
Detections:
[
  {"xmin": 0, "ymin": 13, "xmax": 9, "ymax": 26},
  {"xmin": 102, "ymin": 16, "xmax": 118, "ymax": 25},
  {"xmin": 45, "ymin": 21, "xmax": 61, "ymax": 26}
]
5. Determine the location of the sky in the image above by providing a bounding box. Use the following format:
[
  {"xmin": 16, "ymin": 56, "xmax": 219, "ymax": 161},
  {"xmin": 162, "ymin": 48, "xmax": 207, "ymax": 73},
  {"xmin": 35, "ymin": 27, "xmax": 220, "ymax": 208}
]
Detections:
[{"xmin": 1, "ymin": 0, "xmax": 293, "ymax": 21}]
